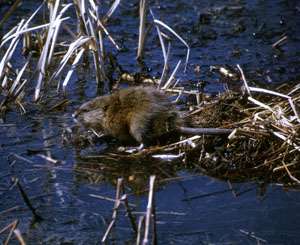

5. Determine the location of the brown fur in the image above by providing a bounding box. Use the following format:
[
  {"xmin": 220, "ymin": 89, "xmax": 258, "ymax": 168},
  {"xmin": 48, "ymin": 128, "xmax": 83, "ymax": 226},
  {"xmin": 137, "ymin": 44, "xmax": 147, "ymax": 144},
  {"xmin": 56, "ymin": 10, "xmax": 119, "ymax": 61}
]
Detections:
[{"xmin": 73, "ymin": 86, "xmax": 181, "ymax": 146}]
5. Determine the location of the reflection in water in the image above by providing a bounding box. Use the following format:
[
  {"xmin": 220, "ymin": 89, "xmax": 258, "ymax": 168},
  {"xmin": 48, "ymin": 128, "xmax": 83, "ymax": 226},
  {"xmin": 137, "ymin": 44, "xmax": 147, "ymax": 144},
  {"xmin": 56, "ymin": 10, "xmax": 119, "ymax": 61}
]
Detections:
[{"xmin": 74, "ymin": 151, "xmax": 184, "ymax": 193}]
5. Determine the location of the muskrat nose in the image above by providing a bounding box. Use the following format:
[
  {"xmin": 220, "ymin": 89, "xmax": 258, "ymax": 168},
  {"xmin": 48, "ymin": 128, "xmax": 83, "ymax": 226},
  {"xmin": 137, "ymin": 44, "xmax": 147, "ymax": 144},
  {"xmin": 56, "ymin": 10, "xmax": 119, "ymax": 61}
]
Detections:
[
  {"xmin": 72, "ymin": 114, "xmax": 79, "ymax": 123},
  {"xmin": 72, "ymin": 111, "xmax": 80, "ymax": 124}
]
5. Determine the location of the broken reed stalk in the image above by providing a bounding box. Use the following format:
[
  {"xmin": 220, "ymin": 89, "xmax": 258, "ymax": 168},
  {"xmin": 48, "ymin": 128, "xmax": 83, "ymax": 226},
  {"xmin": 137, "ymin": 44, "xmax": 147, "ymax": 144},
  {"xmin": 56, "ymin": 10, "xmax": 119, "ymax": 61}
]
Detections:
[
  {"xmin": 237, "ymin": 64, "xmax": 251, "ymax": 96},
  {"xmin": 89, "ymin": 193, "xmax": 128, "ymax": 203},
  {"xmin": 34, "ymin": 0, "xmax": 62, "ymax": 101},
  {"xmin": 0, "ymin": 220, "xmax": 18, "ymax": 245},
  {"xmin": 1, "ymin": 0, "xmax": 189, "ymax": 108},
  {"xmin": 209, "ymin": 65, "xmax": 300, "ymax": 183},
  {"xmin": 142, "ymin": 175, "xmax": 157, "ymax": 245},
  {"xmin": 102, "ymin": 178, "xmax": 123, "ymax": 243},
  {"xmin": 280, "ymin": 138, "xmax": 300, "ymax": 184},
  {"xmin": 154, "ymin": 19, "xmax": 190, "ymax": 73},
  {"xmin": 272, "ymin": 35, "xmax": 287, "ymax": 48},
  {"xmin": 102, "ymin": 178, "xmax": 138, "ymax": 242},
  {"xmin": 85, "ymin": 3, "xmax": 106, "ymax": 86},
  {"xmin": 162, "ymin": 60, "xmax": 181, "ymax": 89},
  {"xmin": 96, "ymin": 18, "xmax": 120, "ymax": 51},
  {"xmin": 12, "ymin": 228, "xmax": 26, "ymax": 245},
  {"xmin": 120, "ymin": 183, "xmax": 137, "ymax": 234},
  {"xmin": 158, "ymin": 42, "xmax": 171, "ymax": 88},
  {"xmin": 137, "ymin": 0, "xmax": 148, "ymax": 60},
  {"xmin": 149, "ymin": 8, "xmax": 189, "ymax": 87},
  {"xmin": 62, "ymin": 48, "xmax": 85, "ymax": 96},
  {"xmin": 1, "ymin": 0, "xmax": 122, "ymax": 106},
  {"xmin": 151, "ymin": 186, "xmax": 157, "ymax": 245},
  {"xmin": 0, "ymin": 220, "xmax": 25, "ymax": 245},
  {"xmin": 149, "ymin": 8, "xmax": 167, "ymax": 70},
  {"xmin": 101, "ymin": 0, "xmax": 121, "ymax": 24},
  {"xmin": 0, "ymin": 20, "xmax": 24, "ymax": 83},
  {"xmin": 237, "ymin": 64, "xmax": 300, "ymax": 152},
  {"xmin": 239, "ymin": 229, "xmax": 268, "ymax": 244},
  {"xmin": 281, "ymin": 160, "xmax": 300, "ymax": 185},
  {"xmin": 12, "ymin": 178, "xmax": 43, "ymax": 222},
  {"xmin": 136, "ymin": 216, "xmax": 145, "ymax": 245}
]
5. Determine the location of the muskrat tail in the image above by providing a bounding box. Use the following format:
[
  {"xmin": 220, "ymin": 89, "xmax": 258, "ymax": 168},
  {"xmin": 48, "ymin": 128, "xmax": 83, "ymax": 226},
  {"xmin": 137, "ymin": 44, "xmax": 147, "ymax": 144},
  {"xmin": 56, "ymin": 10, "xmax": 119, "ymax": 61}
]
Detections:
[{"xmin": 179, "ymin": 127, "xmax": 233, "ymax": 135}]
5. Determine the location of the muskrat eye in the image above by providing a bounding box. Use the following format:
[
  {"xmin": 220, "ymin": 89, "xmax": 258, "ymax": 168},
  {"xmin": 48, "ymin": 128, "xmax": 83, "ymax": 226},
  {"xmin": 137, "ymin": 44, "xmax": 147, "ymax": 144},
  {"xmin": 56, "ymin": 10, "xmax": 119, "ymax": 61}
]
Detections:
[
  {"xmin": 73, "ymin": 107, "xmax": 89, "ymax": 117},
  {"xmin": 102, "ymin": 105, "xmax": 108, "ymax": 112}
]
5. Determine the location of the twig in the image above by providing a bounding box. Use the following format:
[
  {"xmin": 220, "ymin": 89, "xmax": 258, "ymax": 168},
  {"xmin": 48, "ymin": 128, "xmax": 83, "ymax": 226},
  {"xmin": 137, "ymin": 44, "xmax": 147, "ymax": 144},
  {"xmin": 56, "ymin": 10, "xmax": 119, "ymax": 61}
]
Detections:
[
  {"xmin": 273, "ymin": 162, "xmax": 298, "ymax": 172},
  {"xmin": 0, "ymin": 220, "xmax": 19, "ymax": 245},
  {"xmin": 132, "ymin": 211, "xmax": 186, "ymax": 216},
  {"xmin": 12, "ymin": 178, "xmax": 43, "ymax": 222},
  {"xmin": 96, "ymin": 19, "xmax": 120, "ymax": 50},
  {"xmin": 37, "ymin": 154, "xmax": 60, "ymax": 164},
  {"xmin": 237, "ymin": 64, "xmax": 251, "ymax": 96},
  {"xmin": 89, "ymin": 193, "xmax": 136, "ymax": 207},
  {"xmin": 0, "ymin": 20, "xmax": 24, "ymax": 83},
  {"xmin": 182, "ymin": 187, "xmax": 236, "ymax": 201},
  {"xmin": 248, "ymin": 97, "xmax": 275, "ymax": 113},
  {"xmin": 227, "ymin": 180, "xmax": 236, "ymax": 197},
  {"xmin": 0, "ymin": 206, "xmax": 20, "ymax": 216},
  {"xmin": 0, "ymin": 220, "xmax": 17, "ymax": 235},
  {"xmin": 49, "ymin": 99, "xmax": 68, "ymax": 111},
  {"xmin": 7, "ymin": 153, "xmax": 34, "ymax": 164},
  {"xmin": 281, "ymin": 144, "xmax": 300, "ymax": 184},
  {"xmin": 248, "ymin": 86, "xmax": 300, "ymax": 123},
  {"xmin": 239, "ymin": 229, "xmax": 268, "ymax": 243},
  {"xmin": 272, "ymin": 36, "xmax": 287, "ymax": 48}
]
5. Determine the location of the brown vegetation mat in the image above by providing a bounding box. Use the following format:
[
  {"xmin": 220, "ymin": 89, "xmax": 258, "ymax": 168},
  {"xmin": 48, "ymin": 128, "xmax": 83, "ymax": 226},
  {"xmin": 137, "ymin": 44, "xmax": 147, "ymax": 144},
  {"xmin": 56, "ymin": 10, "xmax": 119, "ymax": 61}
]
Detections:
[
  {"xmin": 183, "ymin": 83, "xmax": 300, "ymax": 185},
  {"xmin": 73, "ymin": 83, "xmax": 300, "ymax": 190}
]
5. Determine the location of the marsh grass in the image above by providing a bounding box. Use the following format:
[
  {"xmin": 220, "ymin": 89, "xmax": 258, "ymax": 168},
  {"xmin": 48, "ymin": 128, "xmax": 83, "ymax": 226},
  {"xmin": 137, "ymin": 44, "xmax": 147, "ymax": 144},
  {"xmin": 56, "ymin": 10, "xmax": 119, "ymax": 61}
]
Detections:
[
  {"xmin": 0, "ymin": 0, "xmax": 121, "ymax": 107},
  {"xmin": 0, "ymin": 0, "xmax": 188, "ymax": 113}
]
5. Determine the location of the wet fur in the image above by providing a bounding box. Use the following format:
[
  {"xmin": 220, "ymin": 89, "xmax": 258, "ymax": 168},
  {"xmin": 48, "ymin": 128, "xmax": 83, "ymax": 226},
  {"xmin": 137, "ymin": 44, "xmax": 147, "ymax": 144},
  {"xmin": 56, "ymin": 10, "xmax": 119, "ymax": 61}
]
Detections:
[{"xmin": 74, "ymin": 87, "xmax": 181, "ymax": 146}]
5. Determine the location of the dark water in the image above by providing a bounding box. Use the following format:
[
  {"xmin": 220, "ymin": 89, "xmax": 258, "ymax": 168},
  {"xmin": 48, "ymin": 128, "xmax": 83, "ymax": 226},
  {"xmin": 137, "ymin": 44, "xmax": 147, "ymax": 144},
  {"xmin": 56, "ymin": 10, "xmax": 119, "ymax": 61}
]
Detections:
[{"xmin": 1, "ymin": 0, "xmax": 300, "ymax": 244}]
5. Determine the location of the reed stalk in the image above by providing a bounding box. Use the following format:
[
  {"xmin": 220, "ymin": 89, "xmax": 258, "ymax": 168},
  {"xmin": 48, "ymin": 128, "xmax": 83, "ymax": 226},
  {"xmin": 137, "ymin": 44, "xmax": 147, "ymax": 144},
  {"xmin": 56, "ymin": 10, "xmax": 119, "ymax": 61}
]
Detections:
[
  {"xmin": 136, "ymin": 216, "xmax": 145, "ymax": 245},
  {"xmin": 0, "ymin": 0, "xmax": 122, "ymax": 107},
  {"xmin": 154, "ymin": 19, "xmax": 190, "ymax": 73},
  {"xmin": 0, "ymin": 0, "xmax": 23, "ymax": 29},
  {"xmin": 137, "ymin": 0, "xmax": 148, "ymax": 60},
  {"xmin": 143, "ymin": 175, "xmax": 156, "ymax": 245},
  {"xmin": 102, "ymin": 178, "xmax": 123, "ymax": 242}
]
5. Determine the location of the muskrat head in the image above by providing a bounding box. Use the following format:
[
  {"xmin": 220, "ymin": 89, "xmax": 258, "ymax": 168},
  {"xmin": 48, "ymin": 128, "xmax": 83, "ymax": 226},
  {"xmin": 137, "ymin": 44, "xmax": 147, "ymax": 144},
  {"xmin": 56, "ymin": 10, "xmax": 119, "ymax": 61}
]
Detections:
[{"xmin": 73, "ymin": 96, "xmax": 109, "ymax": 133}]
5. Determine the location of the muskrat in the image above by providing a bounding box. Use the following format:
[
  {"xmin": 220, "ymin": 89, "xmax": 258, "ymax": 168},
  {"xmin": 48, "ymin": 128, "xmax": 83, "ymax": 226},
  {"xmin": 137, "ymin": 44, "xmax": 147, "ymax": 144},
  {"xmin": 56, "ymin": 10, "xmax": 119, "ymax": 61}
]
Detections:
[{"xmin": 73, "ymin": 86, "xmax": 233, "ymax": 148}]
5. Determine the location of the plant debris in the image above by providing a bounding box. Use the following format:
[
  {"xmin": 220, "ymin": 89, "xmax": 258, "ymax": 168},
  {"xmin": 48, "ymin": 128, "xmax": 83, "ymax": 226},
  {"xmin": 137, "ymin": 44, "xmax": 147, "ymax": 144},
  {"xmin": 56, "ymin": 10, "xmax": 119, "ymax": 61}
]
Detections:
[{"xmin": 73, "ymin": 81, "xmax": 300, "ymax": 189}]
